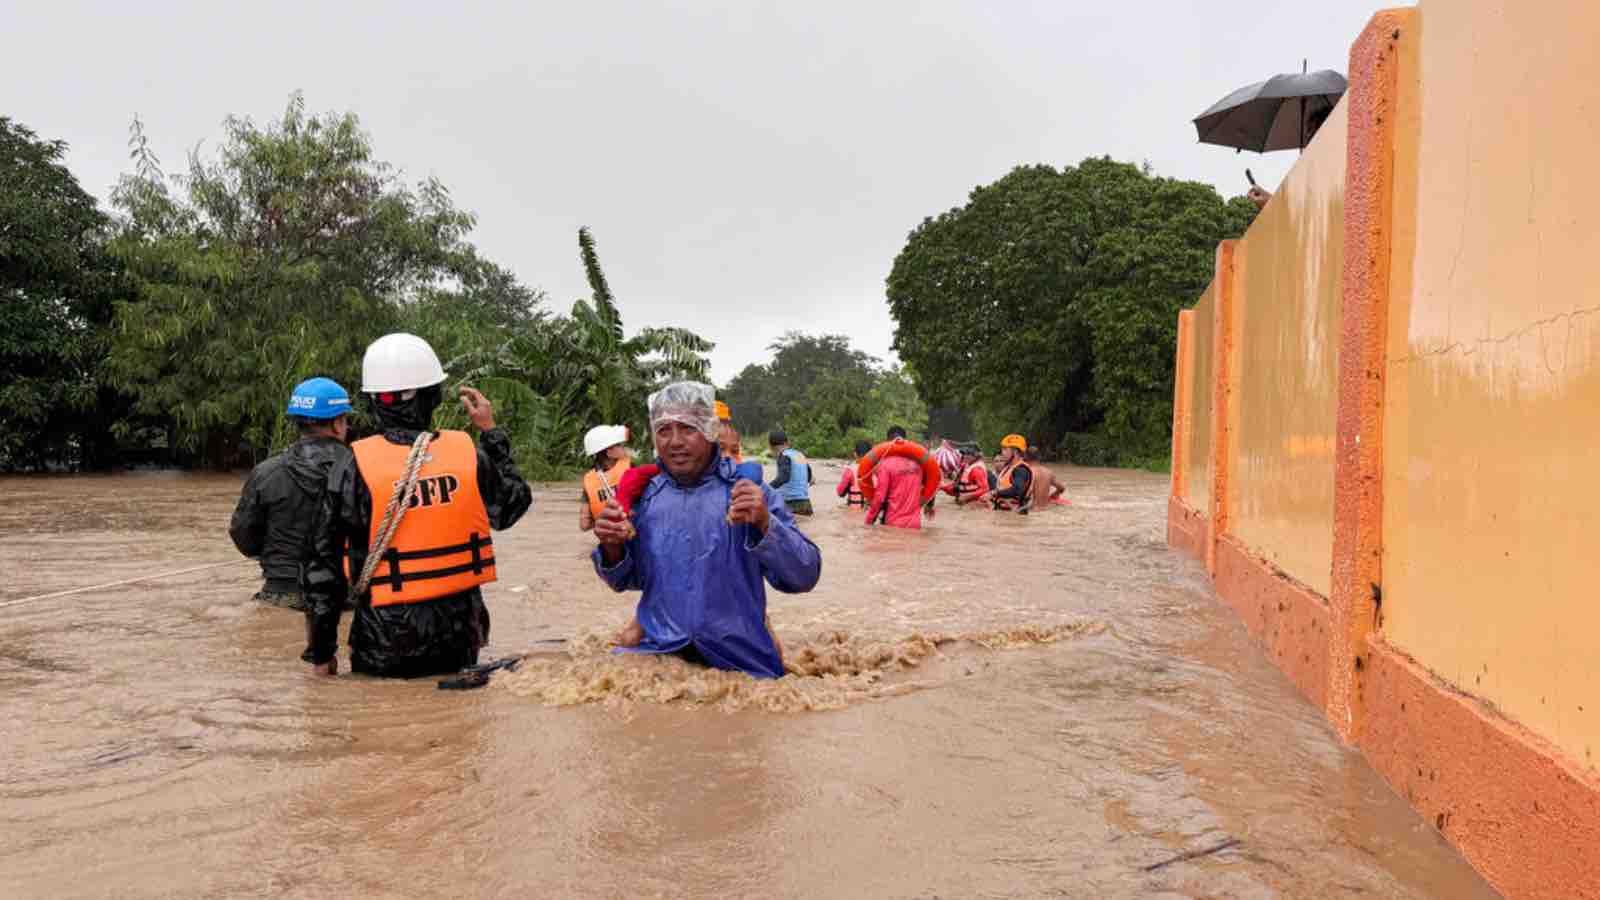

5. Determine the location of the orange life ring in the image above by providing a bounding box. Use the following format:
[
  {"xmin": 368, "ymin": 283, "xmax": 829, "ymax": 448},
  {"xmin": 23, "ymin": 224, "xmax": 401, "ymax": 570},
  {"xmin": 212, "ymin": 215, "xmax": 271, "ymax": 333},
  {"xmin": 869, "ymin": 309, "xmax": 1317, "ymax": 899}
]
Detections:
[{"xmin": 856, "ymin": 439, "xmax": 941, "ymax": 503}]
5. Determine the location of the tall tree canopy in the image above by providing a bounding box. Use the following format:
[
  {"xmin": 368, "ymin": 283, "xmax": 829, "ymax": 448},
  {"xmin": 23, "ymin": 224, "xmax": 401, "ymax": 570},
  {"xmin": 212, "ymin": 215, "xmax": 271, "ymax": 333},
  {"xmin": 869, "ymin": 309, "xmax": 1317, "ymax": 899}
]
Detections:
[
  {"xmin": 1, "ymin": 98, "xmax": 717, "ymax": 477},
  {"xmin": 886, "ymin": 157, "xmax": 1255, "ymax": 464},
  {"xmin": 0, "ymin": 117, "xmax": 122, "ymax": 469},
  {"xmin": 107, "ymin": 94, "xmax": 506, "ymax": 466}
]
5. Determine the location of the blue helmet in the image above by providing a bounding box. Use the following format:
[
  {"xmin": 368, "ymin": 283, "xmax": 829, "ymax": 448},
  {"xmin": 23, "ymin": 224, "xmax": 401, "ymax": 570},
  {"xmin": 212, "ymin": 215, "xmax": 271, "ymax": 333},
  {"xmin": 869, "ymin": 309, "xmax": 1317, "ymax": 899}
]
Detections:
[{"xmin": 286, "ymin": 377, "xmax": 352, "ymax": 420}]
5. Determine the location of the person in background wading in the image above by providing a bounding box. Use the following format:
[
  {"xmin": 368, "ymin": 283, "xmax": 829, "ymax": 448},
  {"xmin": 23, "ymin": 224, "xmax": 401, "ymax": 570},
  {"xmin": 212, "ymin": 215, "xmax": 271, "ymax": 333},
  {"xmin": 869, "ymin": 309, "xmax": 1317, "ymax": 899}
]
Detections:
[
  {"xmin": 1025, "ymin": 446, "xmax": 1067, "ymax": 509},
  {"xmin": 989, "ymin": 433, "xmax": 1035, "ymax": 514},
  {"xmin": 767, "ymin": 430, "xmax": 815, "ymax": 516},
  {"xmin": 579, "ymin": 425, "xmax": 631, "ymax": 532},
  {"xmin": 942, "ymin": 443, "xmax": 991, "ymax": 507},
  {"xmin": 301, "ymin": 333, "xmax": 531, "ymax": 677},
  {"xmin": 836, "ymin": 439, "xmax": 872, "ymax": 508},
  {"xmin": 230, "ymin": 377, "xmax": 354, "ymax": 611},
  {"xmin": 864, "ymin": 425, "xmax": 927, "ymax": 529}
]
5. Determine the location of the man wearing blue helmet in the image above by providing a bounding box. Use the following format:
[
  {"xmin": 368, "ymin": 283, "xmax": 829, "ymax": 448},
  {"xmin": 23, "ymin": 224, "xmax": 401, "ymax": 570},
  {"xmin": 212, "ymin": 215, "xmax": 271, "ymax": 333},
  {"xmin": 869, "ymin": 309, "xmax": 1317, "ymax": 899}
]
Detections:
[{"xmin": 229, "ymin": 377, "xmax": 354, "ymax": 612}]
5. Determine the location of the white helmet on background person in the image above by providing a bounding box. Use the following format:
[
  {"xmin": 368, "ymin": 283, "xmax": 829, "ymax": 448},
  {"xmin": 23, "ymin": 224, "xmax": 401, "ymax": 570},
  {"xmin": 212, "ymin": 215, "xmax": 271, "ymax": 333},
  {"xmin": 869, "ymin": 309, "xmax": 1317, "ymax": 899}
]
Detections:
[
  {"xmin": 584, "ymin": 425, "xmax": 629, "ymax": 457},
  {"xmin": 361, "ymin": 333, "xmax": 447, "ymax": 393}
]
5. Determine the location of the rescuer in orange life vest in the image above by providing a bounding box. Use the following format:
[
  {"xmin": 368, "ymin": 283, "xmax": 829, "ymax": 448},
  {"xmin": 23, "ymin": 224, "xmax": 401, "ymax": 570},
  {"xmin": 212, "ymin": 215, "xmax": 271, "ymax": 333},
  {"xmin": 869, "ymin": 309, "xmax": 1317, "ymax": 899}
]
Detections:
[
  {"xmin": 300, "ymin": 333, "xmax": 532, "ymax": 677},
  {"xmin": 989, "ymin": 433, "xmax": 1035, "ymax": 514},
  {"xmin": 579, "ymin": 424, "xmax": 632, "ymax": 532}
]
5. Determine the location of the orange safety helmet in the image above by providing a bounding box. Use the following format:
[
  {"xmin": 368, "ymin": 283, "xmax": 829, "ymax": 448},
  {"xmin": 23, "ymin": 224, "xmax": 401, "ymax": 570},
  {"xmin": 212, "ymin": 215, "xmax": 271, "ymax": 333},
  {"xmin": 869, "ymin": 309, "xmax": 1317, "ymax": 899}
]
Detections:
[
  {"xmin": 1000, "ymin": 433, "xmax": 1027, "ymax": 452},
  {"xmin": 714, "ymin": 400, "xmax": 732, "ymax": 422}
]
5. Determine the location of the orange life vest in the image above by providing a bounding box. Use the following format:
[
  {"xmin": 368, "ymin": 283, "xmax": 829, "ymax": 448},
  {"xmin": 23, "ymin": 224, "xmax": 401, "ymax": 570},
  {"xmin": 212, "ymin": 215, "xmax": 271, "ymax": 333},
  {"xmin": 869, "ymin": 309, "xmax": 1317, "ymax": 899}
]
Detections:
[
  {"xmin": 994, "ymin": 459, "xmax": 1034, "ymax": 511},
  {"xmin": 351, "ymin": 430, "xmax": 495, "ymax": 606},
  {"xmin": 583, "ymin": 457, "xmax": 632, "ymax": 519},
  {"xmin": 956, "ymin": 461, "xmax": 989, "ymax": 502},
  {"xmin": 857, "ymin": 439, "xmax": 942, "ymax": 503},
  {"xmin": 841, "ymin": 468, "xmax": 866, "ymax": 506}
]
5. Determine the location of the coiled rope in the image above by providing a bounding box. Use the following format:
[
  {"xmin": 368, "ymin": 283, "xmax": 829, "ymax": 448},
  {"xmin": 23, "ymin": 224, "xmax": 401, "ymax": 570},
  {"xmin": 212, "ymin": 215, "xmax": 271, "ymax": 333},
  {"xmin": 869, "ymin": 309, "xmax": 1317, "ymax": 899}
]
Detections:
[{"xmin": 350, "ymin": 431, "xmax": 433, "ymax": 604}]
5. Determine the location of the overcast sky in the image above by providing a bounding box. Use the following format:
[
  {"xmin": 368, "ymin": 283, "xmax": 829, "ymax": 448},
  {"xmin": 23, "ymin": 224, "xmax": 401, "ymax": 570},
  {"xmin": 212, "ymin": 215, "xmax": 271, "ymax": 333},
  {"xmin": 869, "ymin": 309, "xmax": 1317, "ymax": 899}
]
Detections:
[{"xmin": 8, "ymin": 0, "xmax": 1398, "ymax": 383}]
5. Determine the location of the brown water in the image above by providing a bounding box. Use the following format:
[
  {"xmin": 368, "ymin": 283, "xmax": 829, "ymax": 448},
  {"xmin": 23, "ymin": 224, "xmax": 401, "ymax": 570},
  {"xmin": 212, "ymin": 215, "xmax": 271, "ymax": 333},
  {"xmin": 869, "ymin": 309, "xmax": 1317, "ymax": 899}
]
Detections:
[{"xmin": 0, "ymin": 466, "xmax": 1498, "ymax": 899}]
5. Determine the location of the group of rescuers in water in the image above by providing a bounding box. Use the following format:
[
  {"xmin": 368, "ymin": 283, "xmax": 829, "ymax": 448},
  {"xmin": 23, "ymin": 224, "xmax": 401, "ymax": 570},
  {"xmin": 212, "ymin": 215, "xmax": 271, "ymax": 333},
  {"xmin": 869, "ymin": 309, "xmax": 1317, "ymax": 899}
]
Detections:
[{"xmin": 229, "ymin": 332, "xmax": 1069, "ymax": 681}]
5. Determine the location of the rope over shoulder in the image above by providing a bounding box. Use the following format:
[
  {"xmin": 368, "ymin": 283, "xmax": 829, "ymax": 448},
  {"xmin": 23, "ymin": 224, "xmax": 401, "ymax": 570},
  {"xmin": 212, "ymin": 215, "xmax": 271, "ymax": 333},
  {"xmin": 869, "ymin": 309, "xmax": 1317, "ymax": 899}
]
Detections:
[{"xmin": 351, "ymin": 431, "xmax": 433, "ymax": 604}]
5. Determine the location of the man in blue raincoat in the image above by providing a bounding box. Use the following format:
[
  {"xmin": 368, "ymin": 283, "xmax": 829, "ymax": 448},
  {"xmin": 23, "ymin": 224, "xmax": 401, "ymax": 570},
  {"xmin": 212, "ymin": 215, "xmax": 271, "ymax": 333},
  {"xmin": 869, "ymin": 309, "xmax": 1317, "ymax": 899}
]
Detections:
[{"xmin": 591, "ymin": 381, "xmax": 821, "ymax": 679}]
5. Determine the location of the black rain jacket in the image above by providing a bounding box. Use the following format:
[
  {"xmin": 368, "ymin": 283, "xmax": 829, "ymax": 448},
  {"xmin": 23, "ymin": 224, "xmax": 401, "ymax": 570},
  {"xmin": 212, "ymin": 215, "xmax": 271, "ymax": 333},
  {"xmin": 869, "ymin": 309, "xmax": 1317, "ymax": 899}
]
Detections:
[
  {"xmin": 301, "ymin": 426, "xmax": 531, "ymax": 677},
  {"xmin": 230, "ymin": 437, "xmax": 353, "ymax": 593}
]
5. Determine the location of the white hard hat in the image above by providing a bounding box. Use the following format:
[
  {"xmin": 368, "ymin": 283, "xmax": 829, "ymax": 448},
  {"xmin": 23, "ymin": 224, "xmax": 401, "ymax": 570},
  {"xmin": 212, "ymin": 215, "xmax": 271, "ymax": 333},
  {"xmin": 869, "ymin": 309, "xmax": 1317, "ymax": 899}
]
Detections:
[
  {"xmin": 361, "ymin": 333, "xmax": 447, "ymax": 393},
  {"xmin": 584, "ymin": 424, "xmax": 629, "ymax": 457}
]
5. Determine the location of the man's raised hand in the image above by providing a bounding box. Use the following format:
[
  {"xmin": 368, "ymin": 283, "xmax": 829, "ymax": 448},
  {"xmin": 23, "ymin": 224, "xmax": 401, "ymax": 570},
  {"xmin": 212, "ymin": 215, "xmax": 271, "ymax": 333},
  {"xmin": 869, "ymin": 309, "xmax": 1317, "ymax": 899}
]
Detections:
[
  {"xmin": 726, "ymin": 480, "xmax": 770, "ymax": 534},
  {"xmin": 593, "ymin": 499, "xmax": 634, "ymax": 546},
  {"xmin": 458, "ymin": 385, "xmax": 496, "ymax": 431}
]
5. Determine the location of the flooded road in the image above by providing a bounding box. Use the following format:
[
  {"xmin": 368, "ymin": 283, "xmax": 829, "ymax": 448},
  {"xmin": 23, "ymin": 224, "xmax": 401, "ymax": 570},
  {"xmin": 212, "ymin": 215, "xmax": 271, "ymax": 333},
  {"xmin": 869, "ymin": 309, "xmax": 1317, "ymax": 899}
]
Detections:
[{"xmin": 0, "ymin": 466, "xmax": 1497, "ymax": 898}]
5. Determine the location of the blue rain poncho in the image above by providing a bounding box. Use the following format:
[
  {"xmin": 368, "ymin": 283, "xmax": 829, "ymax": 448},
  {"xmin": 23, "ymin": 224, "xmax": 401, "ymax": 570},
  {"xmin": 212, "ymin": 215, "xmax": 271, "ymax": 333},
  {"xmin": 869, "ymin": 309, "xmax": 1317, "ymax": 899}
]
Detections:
[{"xmin": 591, "ymin": 455, "xmax": 821, "ymax": 678}]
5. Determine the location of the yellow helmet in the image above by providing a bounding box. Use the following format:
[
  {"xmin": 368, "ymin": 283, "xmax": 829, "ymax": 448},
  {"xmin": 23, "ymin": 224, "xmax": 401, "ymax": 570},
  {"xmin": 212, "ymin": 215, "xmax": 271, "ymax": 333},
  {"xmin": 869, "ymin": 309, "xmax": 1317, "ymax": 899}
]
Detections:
[
  {"xmin": 1001, "ymin": 433, "xmax": 1027, "ymax": 451},
  {"xmin": 714, "ymin": 400, "xmax": 732, "ymax": 421}
]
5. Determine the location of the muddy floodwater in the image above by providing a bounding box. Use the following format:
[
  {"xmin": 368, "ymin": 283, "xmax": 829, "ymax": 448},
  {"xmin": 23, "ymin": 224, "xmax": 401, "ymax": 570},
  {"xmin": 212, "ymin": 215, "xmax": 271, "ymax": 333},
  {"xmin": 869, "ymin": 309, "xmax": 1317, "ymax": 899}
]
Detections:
[{"xmin": 1, "ymin": 465, "xmax": 1496, "ymax": 899}]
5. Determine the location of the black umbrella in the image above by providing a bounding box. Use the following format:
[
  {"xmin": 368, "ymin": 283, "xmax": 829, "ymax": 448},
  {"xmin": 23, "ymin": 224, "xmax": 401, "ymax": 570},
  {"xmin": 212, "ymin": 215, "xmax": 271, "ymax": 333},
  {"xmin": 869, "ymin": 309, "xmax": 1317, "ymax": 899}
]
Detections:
[{"xmin": 1193, "ymin": 69, "xmax": 1347, "ymax": 152}]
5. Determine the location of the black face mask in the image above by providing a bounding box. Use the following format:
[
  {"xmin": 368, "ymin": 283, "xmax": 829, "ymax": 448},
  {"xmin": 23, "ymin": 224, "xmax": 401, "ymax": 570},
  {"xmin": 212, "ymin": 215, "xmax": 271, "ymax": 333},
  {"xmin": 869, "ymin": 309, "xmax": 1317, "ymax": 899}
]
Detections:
[{"xmin": 367, "ymin": 384, "xmax": 442, "ymax": 433}]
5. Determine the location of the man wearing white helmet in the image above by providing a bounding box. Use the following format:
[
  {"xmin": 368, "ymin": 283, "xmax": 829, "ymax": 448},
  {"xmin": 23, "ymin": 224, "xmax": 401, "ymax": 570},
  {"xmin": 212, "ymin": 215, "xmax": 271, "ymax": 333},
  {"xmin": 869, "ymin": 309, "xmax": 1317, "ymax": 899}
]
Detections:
[
  {"xmin": 579, "ymin": 424, "xmax": 631, "ymax": 532},
  {"xmin": 300, "ymin": 333, "xmax": 532, "ymax": 677}
]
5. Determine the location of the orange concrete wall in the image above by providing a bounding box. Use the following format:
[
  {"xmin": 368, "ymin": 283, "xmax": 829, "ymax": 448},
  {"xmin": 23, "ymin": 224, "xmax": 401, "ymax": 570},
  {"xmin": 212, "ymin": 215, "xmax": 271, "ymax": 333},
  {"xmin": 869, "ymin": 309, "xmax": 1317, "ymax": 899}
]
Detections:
[
  {"xmin": 1169, "ymin": 309, "xmax": 1194, "ymax": 499},
  {"xmin": 1165, "ymin": 5, "xmax": 1600, "ymax": 897},
  {"xmin": 1182, "ymin": 281, "xmax": 1216, "ymax": 514},
  {"xmin": 1224, "ymin": 101, "xmax": 1347, "ymax": 597},
  {"xmin": 1381, "ymin": 0, "xmax": 1600, "ymax": 772}
]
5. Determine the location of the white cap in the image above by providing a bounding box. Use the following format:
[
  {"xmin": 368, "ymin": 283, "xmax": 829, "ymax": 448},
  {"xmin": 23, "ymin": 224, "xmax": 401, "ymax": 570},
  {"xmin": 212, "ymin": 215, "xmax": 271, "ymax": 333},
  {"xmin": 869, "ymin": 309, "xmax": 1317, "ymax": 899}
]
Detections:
[
  {"xmin": 361, "ymin": 333, "xmax": 447, "ymax": 393},
  {"xmin": 584, "ymin": 424, "xmax": 629, "ymax": 457}
]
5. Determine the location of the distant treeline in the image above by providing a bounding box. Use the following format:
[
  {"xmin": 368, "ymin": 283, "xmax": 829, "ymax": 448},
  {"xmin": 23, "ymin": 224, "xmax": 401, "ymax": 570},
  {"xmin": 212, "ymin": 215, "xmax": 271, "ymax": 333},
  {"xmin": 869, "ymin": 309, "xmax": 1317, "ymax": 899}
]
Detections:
[{"xmin": 3, "ymin": 96, "xmax": 1253, "ymax": 475}]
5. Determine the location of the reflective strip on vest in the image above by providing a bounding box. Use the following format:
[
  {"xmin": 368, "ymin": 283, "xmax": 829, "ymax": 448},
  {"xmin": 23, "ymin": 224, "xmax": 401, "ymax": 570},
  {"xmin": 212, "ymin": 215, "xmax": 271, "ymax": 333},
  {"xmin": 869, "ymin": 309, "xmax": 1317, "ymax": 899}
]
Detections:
[
  {"xmin": 583, "ymin": 458, "xmax": 631, "ymax": 518},
  {"xmin": 351, "ymin": 430, "xmax": 496, "ymax": 606},
  {"xmin": 958, "ymin": 463, "xmax": 989, "ymax": 498}
]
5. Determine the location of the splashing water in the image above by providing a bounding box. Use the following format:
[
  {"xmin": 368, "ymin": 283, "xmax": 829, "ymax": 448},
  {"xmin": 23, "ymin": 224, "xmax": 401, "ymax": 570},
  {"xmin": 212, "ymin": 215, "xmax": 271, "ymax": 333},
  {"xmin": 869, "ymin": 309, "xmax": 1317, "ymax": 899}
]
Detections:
[{"xmin": 497, "ymin": 622, "xmax": 1108, "ymax": 711}]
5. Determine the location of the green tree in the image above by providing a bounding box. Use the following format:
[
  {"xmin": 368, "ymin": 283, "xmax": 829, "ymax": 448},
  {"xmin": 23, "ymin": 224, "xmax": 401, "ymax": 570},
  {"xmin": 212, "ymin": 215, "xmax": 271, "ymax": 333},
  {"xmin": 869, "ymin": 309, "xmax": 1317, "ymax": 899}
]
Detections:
[
  {"xmin": 886, "ymin": 157, "xmax": 1254, "ymax": 464},
  {"xmin": 724, "ymin": 332, "xmax": 876, "ymax": 435},
  {"xmin": 403, "ymin": 254, "xmax": 547, "ymax": 372},
  {"xmin": 567, "ymin": 226, "xmax": 713, "ymax": 429},
  {"xmin": 721, "ymin": 362, "xmax": 781, "ymax": 438},
  {"xmin": 720, "ymin": 332, "xmax": 929, "ymax": 457},
  {"xmin": 0, "ymin": 117, "xmax": 124, "ymax": 470},
  {"xmin": 448, "ymin": 226, "xmax": 715, "ymax": 473},
  {"xmin": 106, "ymin": 94, "xmax": 496, "ymax": 466}
]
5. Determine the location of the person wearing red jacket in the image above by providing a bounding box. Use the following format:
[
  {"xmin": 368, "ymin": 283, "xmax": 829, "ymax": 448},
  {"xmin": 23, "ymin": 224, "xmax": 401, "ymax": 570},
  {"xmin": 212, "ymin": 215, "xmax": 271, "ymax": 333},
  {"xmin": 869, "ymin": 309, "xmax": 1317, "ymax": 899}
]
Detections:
[{"xmin": 864, "ymin": 427, "xmax": 926, "ymax": 529}]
